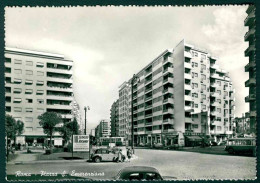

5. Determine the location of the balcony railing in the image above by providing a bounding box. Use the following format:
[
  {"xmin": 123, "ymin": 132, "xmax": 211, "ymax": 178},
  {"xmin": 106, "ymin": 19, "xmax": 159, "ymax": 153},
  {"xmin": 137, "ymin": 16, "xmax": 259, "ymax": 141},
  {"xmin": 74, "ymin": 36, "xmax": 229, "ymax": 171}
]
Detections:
[
  {"xmin": 244, "ymin": 28, "xmax": 255, "ymax": 41},
  {"xmin": 245, "ymin": 45, "xmax": 255, "ymax": 56},
  {"xmin": 245, "ymin": 61, "xmax": 256, "ymax": 72},
  {"xmin": 245, "ymin": 78, "xmax": 256, "ymax": 87}
]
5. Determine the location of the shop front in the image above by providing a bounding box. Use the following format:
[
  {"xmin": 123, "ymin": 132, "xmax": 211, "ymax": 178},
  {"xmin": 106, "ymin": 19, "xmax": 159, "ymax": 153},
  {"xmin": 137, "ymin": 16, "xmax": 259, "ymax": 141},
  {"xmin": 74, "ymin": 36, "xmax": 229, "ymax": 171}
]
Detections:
[{"xmin": 184, "ymin": 132, "xmax": 205, "ymax": 147}]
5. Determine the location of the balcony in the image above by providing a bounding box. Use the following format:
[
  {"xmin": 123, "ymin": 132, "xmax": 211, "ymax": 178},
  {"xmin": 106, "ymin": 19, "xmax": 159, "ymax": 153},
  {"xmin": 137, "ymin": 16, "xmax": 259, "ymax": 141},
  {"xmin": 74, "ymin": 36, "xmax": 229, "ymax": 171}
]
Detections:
[
  {"xmin": 184, "ymin": 51, "xmax": 192, "ymax": 59},
  {"xmin": 210, "ymin": 130, "xmax": 218, "ymax": 135},
  {"xmin": 184, "ymin": 84, "xmax": 192, "ymax": 90},
  {"xmin": 145, "ymin": 113, "xmax": 153, "ymax": 118},
  {"xmin": 245, "ymin": 94, "xmax": 256, "ymax": 102},
  {"xmin": 184, "ymin": 73, "xmax": 192, "ymax": 80},
  {"xmin": 250, "ymin": 110, "xmax": 256, "ymax": 117},
  {"xmin": 210, "ymin": 120, "xmax": 217, "ymax": 126},
  {"xmin": 152, "ymin": 129, "xmax": 161, "ymax": 134},
  {"xmin": 145, "ymin": 104, "xmax": 153, "ymax": 109},
  {"xmin": 163, "ymin": 67, "xmax": 174, "ymax": 74},
  {"xmin": 244, "ymin": 28, "xmax": 255, "ymax": 41},
  {"xmin": 210, "ymin": 101, "xmax": 218, "ymax": 106},
  {"xmin": 210, "ymin": 82, "xmax": 218, "ymax": 88},
  {"xmin": 185, "ymin": 117, "xmax": 193, "ymax": 123},
  {"xmin": 145, "ymin": 78, "xmax": 153, "ymax": 85},
  {"xmin": 245, "ymin": 45, "xmax": 255, "ymax": 57},
  {"xmin": 145, "ymin": 122, "xmax": 153, "ymax": 126},
  {"xmin": 245, "ymin": 61, "xmax": 256, "ymax": 72},
  {"xmin": 244, "ymin": 11, "xmax": 255, "ymax": 26},
  {"xmin": 163, "ymin": 57, "xmax": 173, "ymax": 64},
  {"xmin": 163, "ymin": 128, "xmax": 175, "ymax": 133},
  {"xmin": 163, "ymin": 98, "xmax": 174, "ymax": 104},
  {"xmin": 47, "ymin": 77, "xmax": 73, "ymax": 84},
  {"xmin": 46, "ymin": 104, "xmax": 72, "ymax": 110},
  {"xmin": 210, "ymin": 63, "xmax": 218, "ymax": 70},
  {"xmin": 210, "ymin": 73, "xmax": 219, "ymax": 79},
  {"xmin": 210, "ymin": 92, "xmax": 218, "ymax": 97},
  {"xmin": 184, "ymin": 62, "xmax": 192, "ymax": 69},
  {"xmin": 46, "ymin": 95, "xmax": 73, "ymax": 101},
  {"xmin": 211, "ymin": 110, "xmax": 219, "ymax": 116},
  {"xmin": 47, "ymin": 67, "xmax": 73, "ymax": 75},
  {"xmin": 184, "ymin": 105, "xmax": 193, "ymax": 112},
  {"xmin": 185, "ymin": 95, "xmax": 192, "ymax": 101},
  {"xmin": 47, "ymin": 86, "xmax": 73, "ymax": 92},
  {"xmin": 245, "ymin": 78, "xmax": 256, "ymax": 87},
  {"xmin": 145, "ymin": 95, "xmax": 152, "ymax": 101},
  {"xmin": 163, "ymin": 108, "xmax": 174, "ymax": 114}
]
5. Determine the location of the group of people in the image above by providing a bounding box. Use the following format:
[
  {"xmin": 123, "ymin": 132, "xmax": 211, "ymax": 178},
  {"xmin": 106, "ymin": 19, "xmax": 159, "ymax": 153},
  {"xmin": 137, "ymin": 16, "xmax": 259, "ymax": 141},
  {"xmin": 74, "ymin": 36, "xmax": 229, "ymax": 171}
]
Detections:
[{"xmin": 117, "ymin": 148, "xmax": 132, "ymax": 163}]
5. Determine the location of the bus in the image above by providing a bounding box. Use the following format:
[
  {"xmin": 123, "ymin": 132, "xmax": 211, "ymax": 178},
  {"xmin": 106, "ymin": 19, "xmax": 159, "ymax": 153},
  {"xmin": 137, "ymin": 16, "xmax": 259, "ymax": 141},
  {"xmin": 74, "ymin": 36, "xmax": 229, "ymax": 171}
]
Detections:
[
  {"xmin": 98, "ymin": 137, "xmax": 126, "ymax": 146},
  {"xmin": 225, "ymin": 138, "xmax": 256, "ymax": 156}
]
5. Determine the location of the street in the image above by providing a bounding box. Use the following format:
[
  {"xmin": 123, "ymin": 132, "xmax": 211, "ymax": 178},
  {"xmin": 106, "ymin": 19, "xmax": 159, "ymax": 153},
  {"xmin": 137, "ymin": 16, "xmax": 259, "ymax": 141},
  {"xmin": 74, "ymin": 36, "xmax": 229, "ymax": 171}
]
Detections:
[{"xmin": 7, "ymin": 149, "xmax": 256, "ymax": 180}]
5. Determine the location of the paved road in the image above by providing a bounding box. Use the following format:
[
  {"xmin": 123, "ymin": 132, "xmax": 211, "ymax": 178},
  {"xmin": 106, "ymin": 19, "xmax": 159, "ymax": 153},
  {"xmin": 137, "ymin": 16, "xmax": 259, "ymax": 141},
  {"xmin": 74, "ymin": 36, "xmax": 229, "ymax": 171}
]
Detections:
[{"xmin": 7, "ymin": 149, "xmax": 256, "ymax": 180}]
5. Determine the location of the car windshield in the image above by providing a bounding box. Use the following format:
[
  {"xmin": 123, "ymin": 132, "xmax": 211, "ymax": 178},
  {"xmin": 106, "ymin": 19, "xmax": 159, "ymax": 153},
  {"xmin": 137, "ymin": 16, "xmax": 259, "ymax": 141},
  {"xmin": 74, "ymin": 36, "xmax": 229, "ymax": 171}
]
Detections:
[{"xmin": 121, "ymin": 172, "xmax": 162, "ymax": 180}]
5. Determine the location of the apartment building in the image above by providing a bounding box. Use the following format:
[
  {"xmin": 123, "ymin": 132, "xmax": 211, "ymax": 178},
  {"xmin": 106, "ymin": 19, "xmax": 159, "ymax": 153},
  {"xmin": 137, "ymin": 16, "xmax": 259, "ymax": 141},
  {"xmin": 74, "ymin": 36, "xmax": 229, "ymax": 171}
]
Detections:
[
  {"xmin": 5, "ymin": 47, "xmax": 73, "ymax": 145},
  {"xmin": 118, "ymin": 40, "xmax": 235, "ymax": 147},
  {"xmin": 118, "ymin": 82, "xmax": 131, "ymax": 143},
  {"xmin": 70, "ymin": 98, "xmax": 83, "ymax": 134},
  {"xmin": 234, "ymin": 113, "xmax": 250, "ymax": 135},
  {"xmin": 94, "ymin": 119, "xmax": 111, "ymax": 140},
  {"xmin": 110, "ymin": 99, "xmax": 119, "ymax": 137},
  {"xmin": 244, "ymin": 5, "xmax": 256, "ymax": 135}
]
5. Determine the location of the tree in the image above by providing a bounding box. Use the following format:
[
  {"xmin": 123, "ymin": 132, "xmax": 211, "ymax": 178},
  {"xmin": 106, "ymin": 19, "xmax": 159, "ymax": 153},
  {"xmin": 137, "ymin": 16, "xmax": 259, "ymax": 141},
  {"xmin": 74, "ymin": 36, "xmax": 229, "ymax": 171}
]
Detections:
[
  {"xmin": 59, "ymin": 117, "xmax": 79, "ymax": 145},
  {"xmin": 6, "ymin": 114, "xmax": 24, "ymax": 144},
  {"xmin": 38, "ymin": 112, "xmax": 62, "ymax": 148}
]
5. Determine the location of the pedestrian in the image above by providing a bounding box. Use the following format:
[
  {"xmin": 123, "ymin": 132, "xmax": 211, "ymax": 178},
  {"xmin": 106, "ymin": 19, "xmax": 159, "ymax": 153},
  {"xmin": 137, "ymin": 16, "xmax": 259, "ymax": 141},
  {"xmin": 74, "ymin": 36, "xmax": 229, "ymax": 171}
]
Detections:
[
  {"xmin": 117, "ymin": 149, "xmax": 123, "ymax": 163},
  {"xmin": 127, "ymin": 148, "xmax": 132, "ymax": 162}
]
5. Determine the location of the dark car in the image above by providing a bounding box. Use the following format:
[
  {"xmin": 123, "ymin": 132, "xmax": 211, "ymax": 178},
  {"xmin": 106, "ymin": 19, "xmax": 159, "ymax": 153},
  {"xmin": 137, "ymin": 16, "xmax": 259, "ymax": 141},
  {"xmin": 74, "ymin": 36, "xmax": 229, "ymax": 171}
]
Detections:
[{"xmin": 115, "ymin": 166, "xmax": 163, "ymax": 180}]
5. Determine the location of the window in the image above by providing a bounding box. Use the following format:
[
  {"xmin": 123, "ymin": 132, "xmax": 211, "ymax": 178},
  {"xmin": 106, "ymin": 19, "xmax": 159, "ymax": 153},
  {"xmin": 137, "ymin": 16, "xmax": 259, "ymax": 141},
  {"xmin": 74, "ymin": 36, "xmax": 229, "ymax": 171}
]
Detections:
[
  {"xmin": 195, "ymin": 104, "xmax": 198, "ymax": 108},
  {"xmin": 201, "ymin": 94, "xmax": 206, "ymax": 100},
  {"xmin": 201, "ymin": 84, "xmax": 206, "ymax": 90},
  {"xmin": 13, "ymin": 98, "xmax": 22, "ymax": 103},
  {"xmin": 25, "ymin": 79, "xmax": 33, "ymax": 85},
  {"xmin": 36, "ymin": 80, "xmax": 44, "ymax": 86},
  {"xmin": 217, "ymin": 81, "xmax": 221, "ymax": 86},
  {"xmin": 25, "ymin": 127, "xmax": 33, "ymax": 132},
  {"xmin": 37, "ymin": 71, "xmax": 44, "ymax": 76},
  {"xmin": 201, "ymin": 64, "xmax": 206, "ymax": 70},
  {"xmin": 26, "ymin": 70, "xmax": 33, "ymax": 75},
  {"xmin": 13, "ymin": 88, "xmax": 22, "ymax": 94},
  {"xmin": 36, "ymin": 62, "xmax": 44, "ymax": 68},
  {"xmin": 217, "ymin": 99, "xmax": 221, "ymax": 104},
  {"xmin": 217, "ymin": 90, "xmax": 221, "ymax": 95},
  {"xmin": 192, "ymin": 124, "xmax": 199, "ymax": 129},
  {"xmin": 37, "ymin": 108, "xmax": 44, "ymax": 113},
  {"xmin": 26, "ymin": 98, "xmax": 33, "ymax": 103},
  {"xmin": 194, "ymin": 83, "xmax": 198, "ymax": 88},
  {"xmin": 13, "ymin": 78, "xmax": 22, "ymax": 84},
  {"xmin": 201, "ymin": 74, "xmax": 206, "ymax": 80},
  {"xmin": 202, "ymin": 104, "xmax": 206, "ymax": 110},
  {"xmin": 14, "ymin": 59, "xmax": 22, "ymax": 64},
  {"xmin": 195, "ymin": 63, "xmax": 198, "ymax": 67},
  {"xmin": 192, "ymin": 62, "xmax": 195, "ymax": 68},
  {"xmin": 26, "ymin": 61, "xmax": 33, "ymax": 66},
  {"xmin": 192, "ymin": 51, "xmax": 198, "ymax": 57},
  {"xmin": 201, "ymin": 54, "xmax": 206, "ymax": 60},
  {"xmin": 37, "ymin": 99, "xmax": 44, "ymax": 104},
  {"xmin": 217, "ymin": 126, "xmax": 222, "ymax": 131},
  {"xmin": 25, "ymin": 89, "xmax": 33, "ymax": 94},
  {"xmin": 217, "ymin": 108, "xmax": 221, "ymax": 113},
  {"xmin": 14, "ymin": 69, "xmax": 22, "ymax": 74},
  {"xmin": 36, "ymin": 90, "xmax": 44, "ymax": 95},
  {"xmin": 25, "ymin": 108, "xmax": 33, "ymax": 113},
  {"xmin": 14, "ymin": 107, "xmax": 22, "ymax": 112}
]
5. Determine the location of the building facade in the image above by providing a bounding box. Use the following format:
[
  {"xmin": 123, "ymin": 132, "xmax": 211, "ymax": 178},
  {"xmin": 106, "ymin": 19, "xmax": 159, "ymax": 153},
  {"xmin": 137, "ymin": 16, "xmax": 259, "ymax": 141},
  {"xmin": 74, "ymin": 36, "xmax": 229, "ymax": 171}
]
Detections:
[
  {"xmin": 244, "ymin": 5, "xmax": 256, "ymax": 135},
  {"xmin": 70, "ymin": 97, "xmax": 83, "ymax": 134},
  {"xmin": 118, "ymin": 40, "xmax": 235, "ymax": 146},
  {"xmin": 110, "ymin": 99, "xmax": 119, "ymax": 137},
  {"xmin": 5, "ymin": 47, "xmax": 73, "ymax": 145},
  {"xmin": 94, "ymin": 119, "xmax": 111, "ymax": 140},
  {"xmin": 234, "ymin": 113, "xmax": 250, "ymax": 135}
]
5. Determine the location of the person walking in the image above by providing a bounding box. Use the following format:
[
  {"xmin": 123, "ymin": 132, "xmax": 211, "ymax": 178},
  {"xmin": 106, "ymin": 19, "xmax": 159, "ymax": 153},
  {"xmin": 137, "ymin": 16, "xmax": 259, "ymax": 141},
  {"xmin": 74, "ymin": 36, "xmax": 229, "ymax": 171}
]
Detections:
[
  {"xmin": 117, "ymin": 149, "xmax": 123, "ymax": 163},
  {"xmin": 127, "ymin": 148, "xmax": 132, "ymax": 162}
]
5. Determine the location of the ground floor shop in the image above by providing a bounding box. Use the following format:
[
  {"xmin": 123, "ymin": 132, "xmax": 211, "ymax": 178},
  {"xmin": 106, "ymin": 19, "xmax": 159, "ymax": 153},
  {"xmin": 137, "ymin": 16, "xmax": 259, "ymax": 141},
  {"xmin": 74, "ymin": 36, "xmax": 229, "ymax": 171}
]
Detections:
[{"xmin": 14, "ymin": 135, "xmax": 63, "ymax": 147}]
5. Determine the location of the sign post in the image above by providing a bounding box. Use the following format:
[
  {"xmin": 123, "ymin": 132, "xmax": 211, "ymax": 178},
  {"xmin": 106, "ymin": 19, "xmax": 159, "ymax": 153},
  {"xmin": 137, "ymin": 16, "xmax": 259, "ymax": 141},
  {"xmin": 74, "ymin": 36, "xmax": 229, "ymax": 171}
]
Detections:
[{"xmin": 73, "ymin": 135, "xmax": 90, "ymax": 160}]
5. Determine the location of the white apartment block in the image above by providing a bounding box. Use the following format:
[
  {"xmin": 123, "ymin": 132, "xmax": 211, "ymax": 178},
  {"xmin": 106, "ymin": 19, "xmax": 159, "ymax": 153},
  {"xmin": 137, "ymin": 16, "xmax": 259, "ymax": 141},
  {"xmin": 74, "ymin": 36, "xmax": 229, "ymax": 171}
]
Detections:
[
  {"xmin": 95, "ymin": 119, "xmax": 111, "ymax": 139},
  {"xmin": 118, "ymin": 40, "xmax": 235, "ymax": 147},
  {"xmin": 5, "ymin": 47, "xmax": 73, "ymax": 145}
]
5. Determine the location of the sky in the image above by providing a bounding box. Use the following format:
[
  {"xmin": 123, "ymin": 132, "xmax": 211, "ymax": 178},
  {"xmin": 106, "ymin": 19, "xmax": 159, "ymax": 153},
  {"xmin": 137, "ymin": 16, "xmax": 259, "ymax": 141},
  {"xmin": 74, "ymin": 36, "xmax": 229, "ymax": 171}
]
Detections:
[{"xmin": 5, "ymin": 6, "xmax": 249, "ymax": 133}]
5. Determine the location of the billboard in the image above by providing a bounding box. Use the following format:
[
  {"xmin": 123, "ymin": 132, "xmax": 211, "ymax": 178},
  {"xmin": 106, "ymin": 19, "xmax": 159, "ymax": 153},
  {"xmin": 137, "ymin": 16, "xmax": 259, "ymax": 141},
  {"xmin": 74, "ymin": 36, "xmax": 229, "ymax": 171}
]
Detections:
[{"xmin": 73, "ymin": 135, "xmax": 89, "ymax": 152}]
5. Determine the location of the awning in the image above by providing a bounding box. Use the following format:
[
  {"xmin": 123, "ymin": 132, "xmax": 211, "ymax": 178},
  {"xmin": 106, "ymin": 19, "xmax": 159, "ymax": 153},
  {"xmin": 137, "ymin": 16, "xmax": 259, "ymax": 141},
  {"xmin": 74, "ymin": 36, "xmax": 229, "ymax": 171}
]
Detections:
[{"xmin": 186, "ymin": 136, "xmax": 202, "ymax": 141}]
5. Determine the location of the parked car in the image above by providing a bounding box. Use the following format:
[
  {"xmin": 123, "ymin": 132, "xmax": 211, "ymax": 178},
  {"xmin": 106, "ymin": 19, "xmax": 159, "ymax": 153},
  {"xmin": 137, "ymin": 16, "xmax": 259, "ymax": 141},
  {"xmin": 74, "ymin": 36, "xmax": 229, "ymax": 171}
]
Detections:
[
  {"xmin": 138, "ymin": 143, "xmax": 145, "ymax": 147},
  {"xmin": 153, "ymin": 143, "xmax": 163, "ymax": 149},
  {"xmin": 115, "ymin": 166, "xmax": 163, "ymax": 180},
  {"xmin": 115, "ymin": 166, "xmax": 176, "ymax": 180},
  {"xmin": 90, "ymin": 148, "xmax": 118, "ymax": 162},
  {"xmin": 164, "ymin": 144, "xmax": 179, "ymax": 150}
]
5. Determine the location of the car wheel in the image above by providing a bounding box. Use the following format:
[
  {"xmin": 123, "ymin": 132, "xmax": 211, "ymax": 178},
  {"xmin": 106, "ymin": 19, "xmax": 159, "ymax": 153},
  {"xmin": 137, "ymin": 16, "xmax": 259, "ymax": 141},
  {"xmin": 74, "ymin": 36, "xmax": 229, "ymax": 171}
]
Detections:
[
  {"xmin": 94, "ymin": 157, "xmax": 101, "ymax": 163},
  {"xmin": 228, "ymin": 148, "xmax": 234, "ymax": 154}
]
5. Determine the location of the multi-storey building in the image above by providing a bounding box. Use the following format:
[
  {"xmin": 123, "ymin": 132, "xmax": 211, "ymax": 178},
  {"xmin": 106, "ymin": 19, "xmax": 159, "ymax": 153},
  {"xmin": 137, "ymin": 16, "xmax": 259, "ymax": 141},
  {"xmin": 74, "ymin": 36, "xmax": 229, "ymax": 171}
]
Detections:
[
  {"xmin": 234, "ymin": 113, "xmax": 250, "ymax": 135},
  {"xmin": 118, "ymin": 82, "xmax": 131, "ymax": 143},
  {"xmin": 118, "ymin": 40, "xmax": 235, "ymax": 146},
  {"xmin": 110, "ymin": 99, "xmax": 119, "ymax": 137},
  {"xmin": 94, "ymin": 119, "xmax": 111, "ymax": 140},
  {"xmin": 70, "ymin": 98, "xmax": 83, "ymax": 134},
  {"xmin": 244, "ymin": 5, "xmax": 256, "ymax": 135},
  {"xmin": 5, "ymin": 47, "xmax": 73, "ymax": 145}
]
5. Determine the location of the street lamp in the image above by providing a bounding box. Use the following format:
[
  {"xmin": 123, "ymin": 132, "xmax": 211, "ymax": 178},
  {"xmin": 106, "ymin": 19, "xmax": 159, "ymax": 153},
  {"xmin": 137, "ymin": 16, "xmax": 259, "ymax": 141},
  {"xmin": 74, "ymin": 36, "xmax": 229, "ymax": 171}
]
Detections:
[
  {"xmin": 84, "ymin": 106, "xmax": 90, "ymax": 135},
  {"xmin": 131, "ymin": 74, "xmax": 140, "ymax": 154}
]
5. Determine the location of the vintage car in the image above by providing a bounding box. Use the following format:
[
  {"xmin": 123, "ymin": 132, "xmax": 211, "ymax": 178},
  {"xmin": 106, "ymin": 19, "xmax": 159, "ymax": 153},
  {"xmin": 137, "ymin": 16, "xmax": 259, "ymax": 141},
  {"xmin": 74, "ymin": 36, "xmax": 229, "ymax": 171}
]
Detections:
[
  {"xmin": 115, "ymin": 166, "xmax": 163, "ymax": 180},
  {"xmin": 90, "ymin": 148, "xmax": 118, "ymax": 163},
  {"xmin": 225, "ymin": 138, "xmax": 256, "ymax": 156}
]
